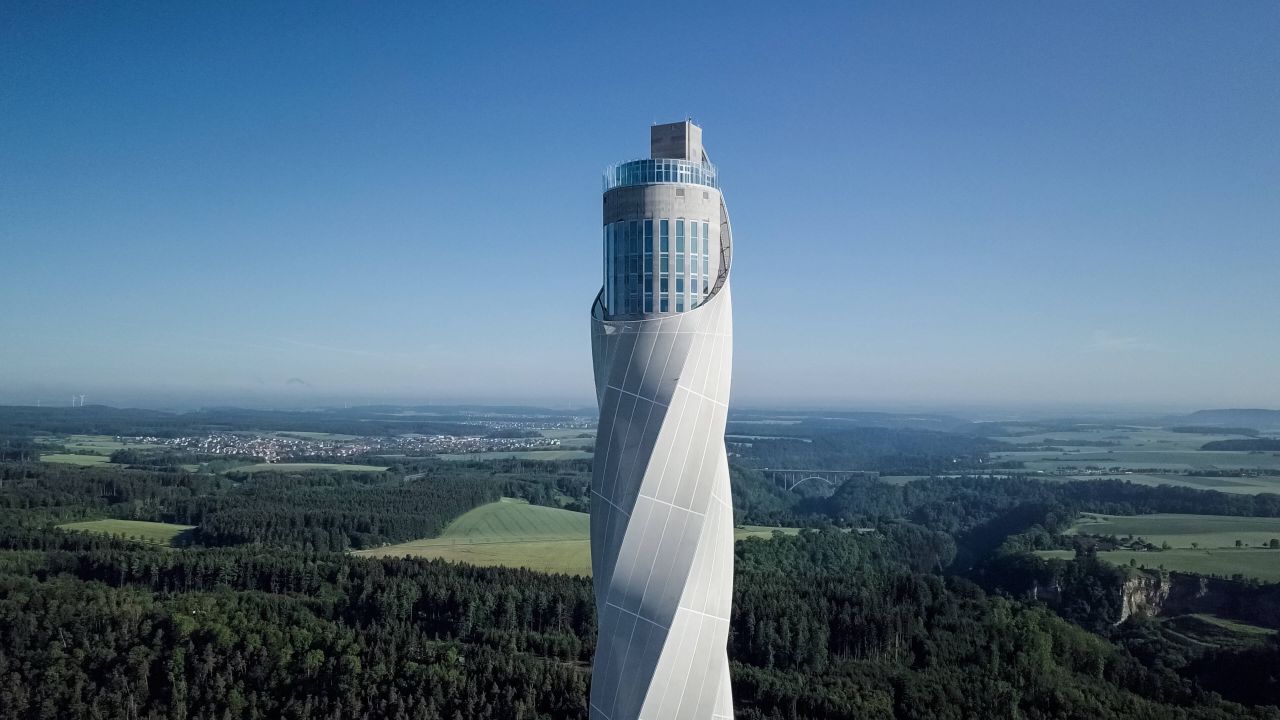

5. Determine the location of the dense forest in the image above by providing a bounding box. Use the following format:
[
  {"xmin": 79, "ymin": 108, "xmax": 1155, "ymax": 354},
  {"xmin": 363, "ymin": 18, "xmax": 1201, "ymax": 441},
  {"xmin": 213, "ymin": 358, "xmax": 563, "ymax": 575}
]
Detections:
[
  {"xmin": 0, "ymin": 461, "xmax": 588, "ymax": 552},
  {"xmin": 2, "ymin": 414, "xmax": 1279, "ymax": 718},
  {"xmin": 1, "ymin": 517, "xmax": 1277, "ymax": 718}
]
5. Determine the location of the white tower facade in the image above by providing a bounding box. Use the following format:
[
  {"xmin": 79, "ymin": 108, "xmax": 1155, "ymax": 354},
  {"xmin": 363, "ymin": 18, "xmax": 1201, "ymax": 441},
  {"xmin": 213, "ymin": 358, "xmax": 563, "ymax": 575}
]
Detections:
[{"xmin": 589, "ymin": 120, "xmax": 735, "ymax": 720}]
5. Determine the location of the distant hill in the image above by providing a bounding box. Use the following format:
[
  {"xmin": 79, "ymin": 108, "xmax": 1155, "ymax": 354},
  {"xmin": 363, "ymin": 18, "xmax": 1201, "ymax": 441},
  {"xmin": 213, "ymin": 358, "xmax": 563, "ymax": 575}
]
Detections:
[
  {"xmin": 0, "ymin": 404, "xmax": 485, "ymax": 438},
  {"xmin": 1176, "ymin": 409, "xmax": 1280, "ymax": 433},
  {"xmin": 729, "ymin": 410, "xmax": 974, "ymax": 433},
  {"xmin": 1201, "ymin": 438, "xmax": 1280, "ymax": 452}
]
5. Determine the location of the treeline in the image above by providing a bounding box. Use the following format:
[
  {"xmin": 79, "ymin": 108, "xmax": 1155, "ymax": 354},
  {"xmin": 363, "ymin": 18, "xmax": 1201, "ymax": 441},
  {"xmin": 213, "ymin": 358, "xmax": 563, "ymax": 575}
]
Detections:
[
  {"xmin": 463, "ymin": 458, "xmax": 592, "ymax": 512},
  {"xmin": 109, "ymin": 448, "xmax": 256, "ymax": 469},
  {"xmin": 1171, "ymin": 426, "xmax": 1260, "ymax": 436},
  {"xmin": 0, "ymin": 462, "xmax": 224, "ymax": 519},
  {"xmin": 0, "ymin": 436, "xmax": 41, "ymax": 462},
  {"xmin": 973, "ymin": 551, "xmax": 1133, "ymax": 631},
  {"xmin": 176, "ymin": 476, "xmax": 497, "ymax": 552},
  {"xmin": 809, "ymin": 476, "xmax": 1280, "ymax": 534},
  {"xmin": 0, "ymin": 524, "xmax": 1275, "ymax": 719},
  {"xmin": 0, "ymin": 462, "xmax": 502, "ymax": 552}
]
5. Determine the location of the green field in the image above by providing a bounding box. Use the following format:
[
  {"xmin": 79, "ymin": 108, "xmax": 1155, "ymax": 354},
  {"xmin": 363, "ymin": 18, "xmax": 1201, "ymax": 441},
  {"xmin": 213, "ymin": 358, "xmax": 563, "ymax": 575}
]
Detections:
[
  {"xmin": 1157, "ymin": 614, "xmax": 1276, "ymax": 649},
  {"xmin": 272, "ymin": 431, "xmax": 360, "ymax": 441},
  {"xmin": 235, "ymin": 462, "xmax": 389, "ymax": 473},
  {"xmin": 59, "ymin": 519, "xmax": 195, "ymax": 546},
  {"xmin": 356, "ymin": 498, "xmax": 797, "ymax": 575},
  {"xmin": 538, "ymin": 428, "xmax": 596, "ymax": 440},
  {"xmin": 1067, "ymin": 513, "xmax": 1280, "ymax": 548},
  {"xmin": 1037, "ymin": 548, "xmax": 1280, "ymax": 582},
  {"xmin": 996, "ymin": 427, "xmax": 1256, "ymax": 451},
  {"xmin": 40, "ymin": 434, "xmax": 169, "ymax": 467},
  {"xmin": 991, "ymin": 427, "xmax": 1280, "ymax": 486},
  {"xmin": 435, "ymin": 450, "xmax": 593, "ymax": 461},
  {"xmin": 880, "ymin": 475, "xmax": 930, "ymax": 485},
  {"xmin": 40, "ymin": 453, "xmax": 113, "ymax": 466},
  {"xmin": 61, "ymin": 434, "xmax": 131, "ymax": 454},
  {"xmin": 878, "ymin": 429, "xmax": 1280, "ymax": 494},
  {"xmin": 1036, "ymin": 512, "xmax": 1280, "ymax": 581},
  {"xmin": 356, "ymin": 499, "xmax": 593, "ymax": 574}
]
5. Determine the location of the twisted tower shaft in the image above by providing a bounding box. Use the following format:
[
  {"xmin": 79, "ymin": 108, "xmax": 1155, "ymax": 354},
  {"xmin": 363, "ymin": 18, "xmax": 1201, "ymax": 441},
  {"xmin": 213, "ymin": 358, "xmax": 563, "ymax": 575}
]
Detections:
[{"xmin": 589, "ymin": 121, "xmax": 735, "ymax": 720}]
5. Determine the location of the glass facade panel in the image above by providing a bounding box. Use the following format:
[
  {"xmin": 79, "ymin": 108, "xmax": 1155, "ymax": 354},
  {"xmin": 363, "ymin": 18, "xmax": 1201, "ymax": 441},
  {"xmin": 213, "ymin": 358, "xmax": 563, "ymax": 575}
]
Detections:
[
  {"xmin": 627, "ymin": 221, "xmax": 640, "ymax": 314},
  {"xmin": 605, "ymin": 216, "xmax": 721, "ymax": 316},
  {"xmin": 643, "ymin": 219, "xmax": 653, "ymax": 312},
  {"xmin": 614, "ymin": 225, "xmax": 625, "ymax": 312},
  {"xmin": 602, "ymin": 158, "xmax": 719, "ymax": 191},
  {"xmin": 604, "ymin": 225, "xmax": 611, "ymax": 311},
  {"xmin": 702, "ymin": 221, "xmax": 711, "ymax": 297}
]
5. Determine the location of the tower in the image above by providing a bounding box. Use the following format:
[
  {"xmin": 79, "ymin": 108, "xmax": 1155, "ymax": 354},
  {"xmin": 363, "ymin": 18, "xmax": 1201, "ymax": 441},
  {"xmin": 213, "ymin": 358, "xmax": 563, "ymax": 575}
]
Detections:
[{"xmin": 589, "ymin": 120, "xmax": 735, "ymax": 720}]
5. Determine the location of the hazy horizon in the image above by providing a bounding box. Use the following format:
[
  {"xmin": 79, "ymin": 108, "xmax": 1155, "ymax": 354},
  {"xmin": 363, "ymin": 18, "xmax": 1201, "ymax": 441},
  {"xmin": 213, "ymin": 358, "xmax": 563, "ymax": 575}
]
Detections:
[
  {"xmin": 0, "ymin": 387, "xmax": 1268, "ymax": 420},
  {"xmin": 4, "ymin": 3, "xmax": 1278, "ymax": 410}
]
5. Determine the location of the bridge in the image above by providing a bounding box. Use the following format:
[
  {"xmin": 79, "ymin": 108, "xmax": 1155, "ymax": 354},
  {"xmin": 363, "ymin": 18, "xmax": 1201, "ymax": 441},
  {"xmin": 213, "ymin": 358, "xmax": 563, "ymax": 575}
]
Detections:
[{"xmin": 760, "ymin": 468, "xmax": 880, "ymax": 492}]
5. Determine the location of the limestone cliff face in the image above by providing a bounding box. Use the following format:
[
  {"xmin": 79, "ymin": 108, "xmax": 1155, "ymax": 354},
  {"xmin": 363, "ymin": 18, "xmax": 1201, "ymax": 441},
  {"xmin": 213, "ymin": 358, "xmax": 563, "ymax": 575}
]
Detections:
[
  {"xmin": 1011, "ymin": 561, "xmax": 1280, "ymax": 630},
  {"xmin": 1030, "ymin": 579, "xmax": 1061, "ymax": 605},
  {"xmin": 1118, "ymin": 571, "xmax": 1171, "ymax": 624},
  {"xmin": 1116, "ymin": 570, "xmax": 1280, "ymax": 629},
  {"xmin": 1162, "ymin": 573, "xmax": 1280, "ymax": 629}
]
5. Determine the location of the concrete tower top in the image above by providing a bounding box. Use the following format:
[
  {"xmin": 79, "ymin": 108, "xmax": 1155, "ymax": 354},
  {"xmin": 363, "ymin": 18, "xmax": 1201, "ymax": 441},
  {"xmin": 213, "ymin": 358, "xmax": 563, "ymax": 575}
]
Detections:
[{"xmin": 650, "ymin": 120, "xmax": 704, "ymax": 162}]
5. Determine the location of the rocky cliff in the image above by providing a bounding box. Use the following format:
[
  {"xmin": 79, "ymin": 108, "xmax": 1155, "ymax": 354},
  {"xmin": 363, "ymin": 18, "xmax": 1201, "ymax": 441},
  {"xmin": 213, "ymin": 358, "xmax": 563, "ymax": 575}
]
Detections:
[
  {"xmin": 1118, "ymin": 571, "xmax": 1171, "ymax": 624},
  {"xmin": 1119, "ymin": 570, "xmax": 1280, "ymax": 629}
]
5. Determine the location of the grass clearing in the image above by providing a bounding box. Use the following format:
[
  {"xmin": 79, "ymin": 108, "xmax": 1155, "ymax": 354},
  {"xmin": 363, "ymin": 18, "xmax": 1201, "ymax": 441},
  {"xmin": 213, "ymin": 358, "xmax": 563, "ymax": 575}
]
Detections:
[
  {"xmin": 990, "ymin": 426, "xmax": 1280, "ymax": 483},
  {"xmin": 1067, "ymin": 513, "xmax": 1280, "ymax": 549},
  {"xmin": 435, "ymin": 450, "xmax": 593, "ymax": 461},
  {"xmin": 61, "ymin": 434, "xmax": 130, "ymax": 454},
  {"xmin": 1041, "ymin": 512, "xmax": 1280, "ymax": 581},
  {"xmin": 880, "ymin": 475, "xmax": 930, "ymax": 486},
  {"xmin": 1186, "ymin": 613, "xmax": 1276, "ymax": 637},
  {"xmin": 356, "ymin": 499, "xmax": 592, "ymax": 574},
  {"xmin": 272, "ymin": 431, "xmax": 361, "ymax": 441},
  {"xmin": 1035, "ymin": 548, "xmax": 1280, "ymax": 582},
  {"xmin": 1159, "ymin": 614, "xmax": 1276, "ymax": 649},
  {"xmin": 40, "ymin": 453, "xmax": 112, "ymax": 466},
  {"xmin": 59, "ymin": 519, "xmax": 195, "ymax": 546},
  {"xmin": 538, "ymin": 428, "xmax": 596, "ymax": 440},
  {"xmin": 737, "ymin": 525, "xmax": 802, "ymax": 539},
  {"xmin": 234, "ymin": 463, "xmax": 389, "ymax": 473},
  {"xmin": 357, "ymin": 498, "xmax": 797, "ymax": 575},
  {"xmin": 1051, "ymin": 473, "xmax": 1280, "ymax": 495}
]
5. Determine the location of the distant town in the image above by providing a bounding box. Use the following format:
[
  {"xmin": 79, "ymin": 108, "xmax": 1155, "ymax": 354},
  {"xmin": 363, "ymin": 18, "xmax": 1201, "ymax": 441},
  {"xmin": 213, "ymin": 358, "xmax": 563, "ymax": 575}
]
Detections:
[{"xmin": 121, "ymin": 422, "xmax": 596, "ymax": 463}]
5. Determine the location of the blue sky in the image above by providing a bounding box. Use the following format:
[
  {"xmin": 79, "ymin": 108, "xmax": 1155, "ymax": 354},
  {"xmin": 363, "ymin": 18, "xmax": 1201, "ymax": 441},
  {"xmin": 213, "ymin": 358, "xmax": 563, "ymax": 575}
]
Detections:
[{"xmin": 2, "ymin": 2, "xmax": 1277, "ymax": 412}]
